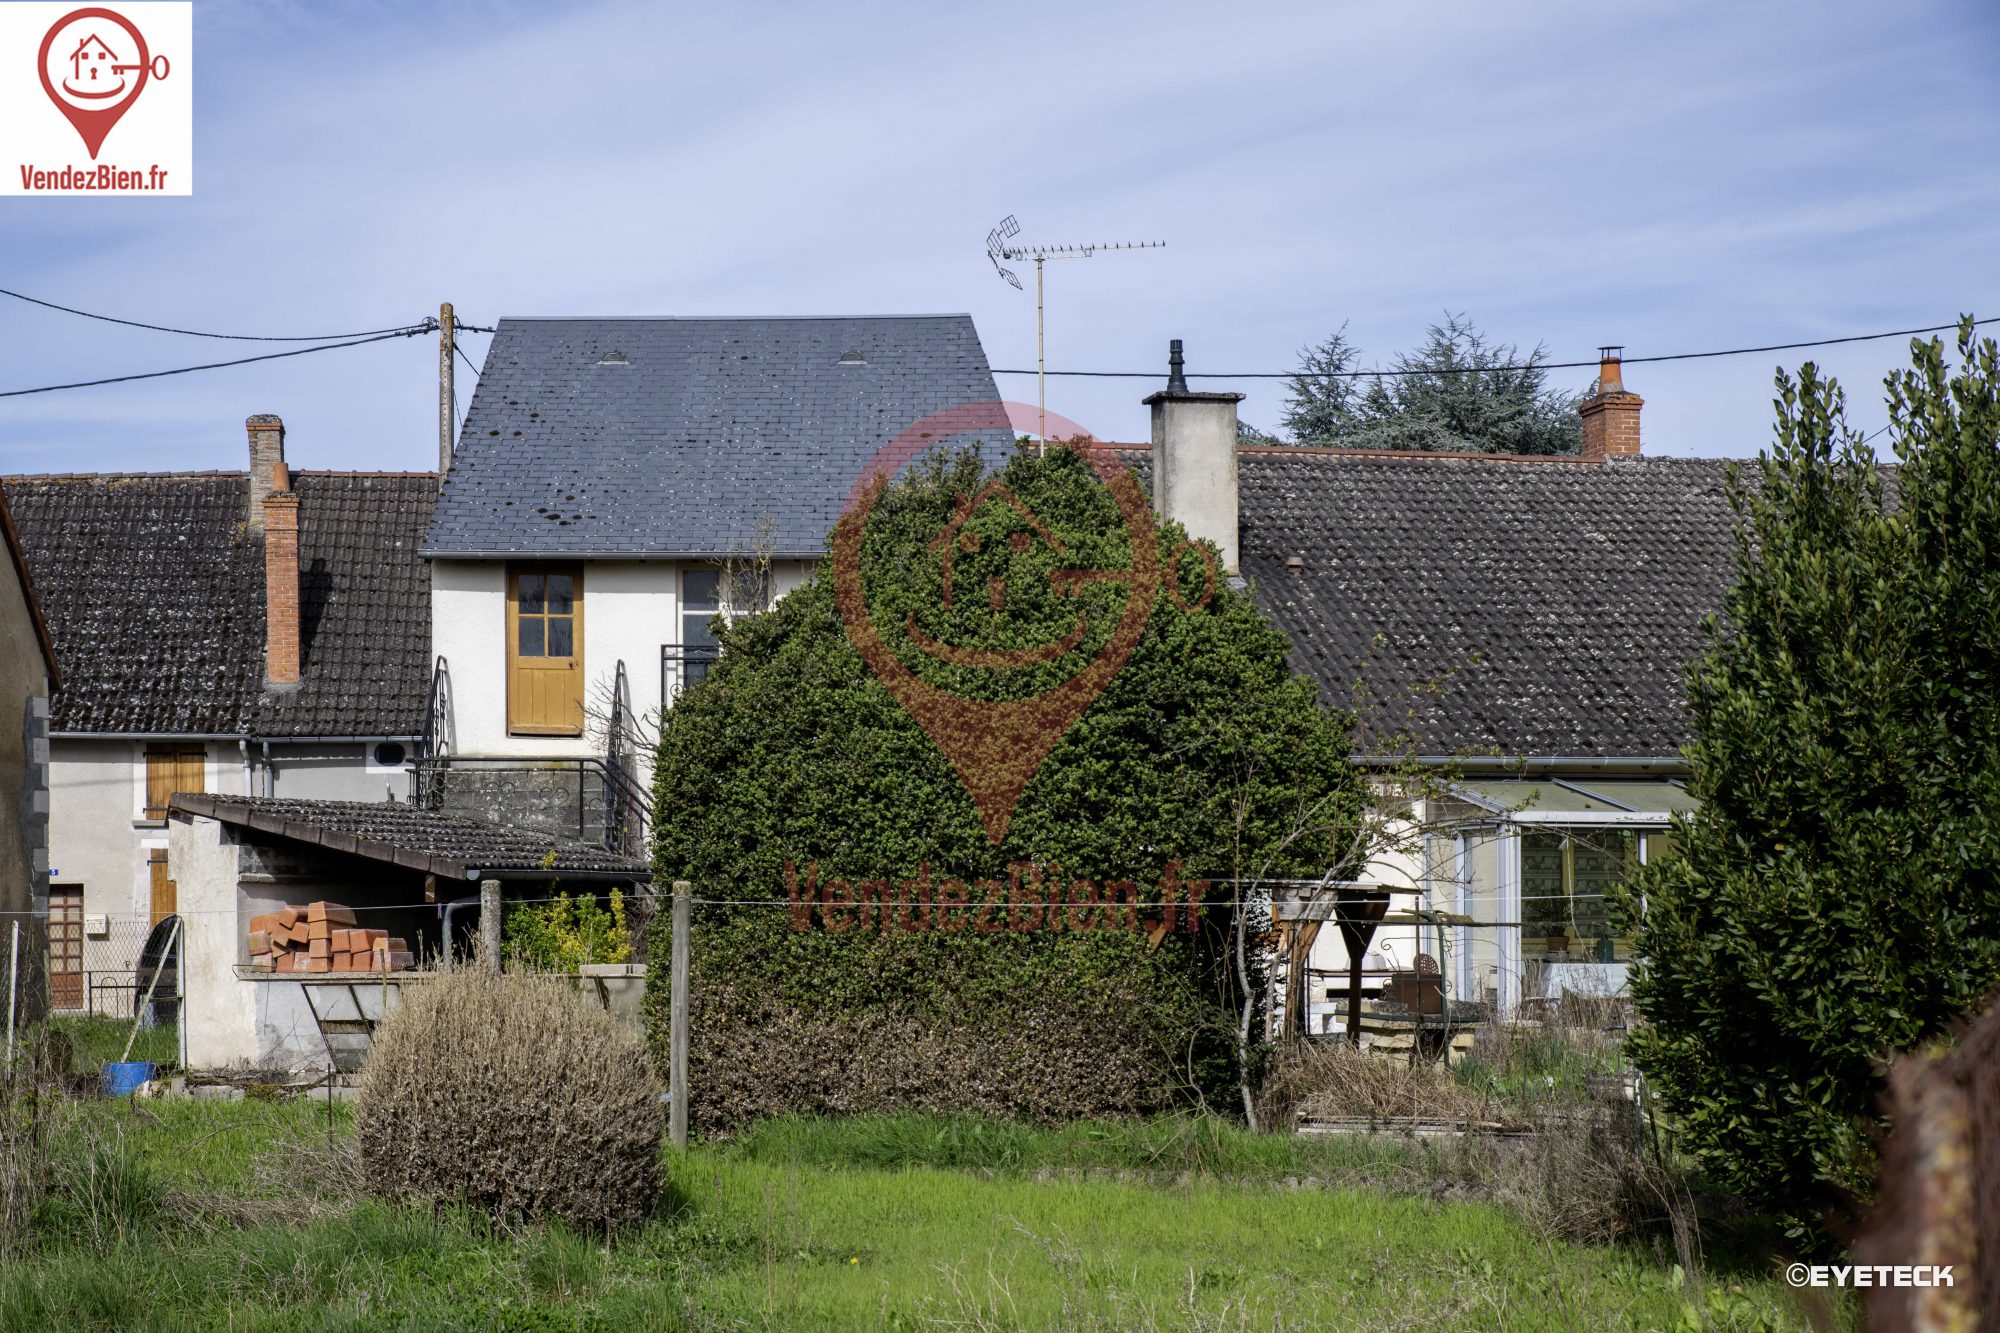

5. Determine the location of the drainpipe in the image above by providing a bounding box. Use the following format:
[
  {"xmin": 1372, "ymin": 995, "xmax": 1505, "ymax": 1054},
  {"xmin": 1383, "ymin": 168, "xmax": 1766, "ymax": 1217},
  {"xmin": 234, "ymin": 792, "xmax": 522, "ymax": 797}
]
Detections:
[
  {"xmin": 440, "ymin": 894, "xmax": 481, "ymax": 967},
  {"xmin": 261, "ymin": 740, "xmax": 274, "ymax": 796},
  {"xmin": 238, "ymin": 738, "xmax": 252, "ymax": 795}
]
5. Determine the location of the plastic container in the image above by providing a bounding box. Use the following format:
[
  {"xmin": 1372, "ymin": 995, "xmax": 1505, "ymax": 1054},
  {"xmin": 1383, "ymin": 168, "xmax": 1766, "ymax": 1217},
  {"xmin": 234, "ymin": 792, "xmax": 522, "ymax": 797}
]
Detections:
[{"xmin": 102, "ymin": 1061, "xmax": 157, "ymax": 1097}]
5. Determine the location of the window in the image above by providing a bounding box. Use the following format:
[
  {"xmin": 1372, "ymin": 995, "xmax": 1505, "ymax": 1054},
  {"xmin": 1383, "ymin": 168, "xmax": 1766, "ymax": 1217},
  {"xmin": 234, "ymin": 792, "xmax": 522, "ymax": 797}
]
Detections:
[
  {"xmin": 372, "ymin": 741, "xmax": 407, "ymax": 768},
  {"xmin": 143, "ymin": 744, "xmax": 204, "ymax": 820},
  {"xmin": 1520, "ymin": 829, "xmax": 1637, "ymax": 962},
  {"xmin": 663, "ymin": 568, "xmax": 723, "ymax": 706},
  {"xmin": 516, "ymin": 569, "xmax": 578, "ymax": 659}
]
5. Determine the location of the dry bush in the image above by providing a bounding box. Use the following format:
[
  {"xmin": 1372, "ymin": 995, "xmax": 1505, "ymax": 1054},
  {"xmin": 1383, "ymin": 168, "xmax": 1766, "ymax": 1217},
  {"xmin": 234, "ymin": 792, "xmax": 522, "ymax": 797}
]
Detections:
[
  {"xmin": 684, "ymin": 985, "xmax": 1191, "ymax": 1132},
  {"xmin": 356, "ymin": 968, "xmax": 662, "ymax": 1231},
  {"xmin": 1258, "ymin": 1040, "xmax": 1499, "ymax": 1128},
  {"xmin": 1475, "ymin": 1115, "xmax": 1696, "ymax": 1252}
]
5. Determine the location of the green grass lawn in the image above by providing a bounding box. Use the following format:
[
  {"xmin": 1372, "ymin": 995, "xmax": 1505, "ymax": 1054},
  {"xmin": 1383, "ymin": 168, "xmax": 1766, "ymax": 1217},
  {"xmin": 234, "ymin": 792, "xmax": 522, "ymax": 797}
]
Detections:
[{"xmin": 0, "ymin": 1099, "xmax": 1824, "ymax": 1331}]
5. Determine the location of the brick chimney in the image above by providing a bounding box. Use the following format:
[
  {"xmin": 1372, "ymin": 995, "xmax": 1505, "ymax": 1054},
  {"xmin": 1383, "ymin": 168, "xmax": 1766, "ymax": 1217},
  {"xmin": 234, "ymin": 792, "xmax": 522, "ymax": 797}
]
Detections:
[
  {"xmin": 1579, "ymin": 347, "xmax": 1642, "ymax": 460},
  {"xmin": 1144, "ymin": 339, "xmax": 1245, "ymax": 574},
  {"xmin": 263, "ymin": 460, "xmax": 301, "ymax": 691},
  {"xmin": 246, "ymin": 414, "xmax": 285, "ymax": 529}
]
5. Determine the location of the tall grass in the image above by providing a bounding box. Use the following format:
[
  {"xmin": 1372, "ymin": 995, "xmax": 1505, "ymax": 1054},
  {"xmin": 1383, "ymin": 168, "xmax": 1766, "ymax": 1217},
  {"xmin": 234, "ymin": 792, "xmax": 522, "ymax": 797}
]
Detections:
[{"xmin": 727, "ymin": 1110, "xmax": 1443, "ymax": 1183}]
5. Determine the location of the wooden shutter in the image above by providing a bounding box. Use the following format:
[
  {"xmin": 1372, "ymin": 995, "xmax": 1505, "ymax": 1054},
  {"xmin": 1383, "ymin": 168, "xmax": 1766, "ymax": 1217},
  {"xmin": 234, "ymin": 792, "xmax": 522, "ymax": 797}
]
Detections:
[
  {"xmin": 144, "ymin": 745, "xmax": 205, "ymax": 819},
  {"xmin": 148, "ymin": 849, "xmax": 178, "ymax": 927}
]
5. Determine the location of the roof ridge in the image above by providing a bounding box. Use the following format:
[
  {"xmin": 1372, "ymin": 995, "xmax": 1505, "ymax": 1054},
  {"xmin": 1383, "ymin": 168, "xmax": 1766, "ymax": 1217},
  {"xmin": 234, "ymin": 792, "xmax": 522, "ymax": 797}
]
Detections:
[
  {"xmin": 496, "ymin": 313, "xmax": 975, "ymax": 323},
  {"xmin": 4, "ymin": 469, "xmax": 248, "ymax": 481},
  {"xmin": 1099, "ymin": 443, "xmax": 1740, "ymax": 464},
  {"xmin": 7, "ymin": 468, "xmax": 439, "ymax": 482},
  {"xmin": 292, "ymin": 470, "xmax": 440, "ymax": 479}
]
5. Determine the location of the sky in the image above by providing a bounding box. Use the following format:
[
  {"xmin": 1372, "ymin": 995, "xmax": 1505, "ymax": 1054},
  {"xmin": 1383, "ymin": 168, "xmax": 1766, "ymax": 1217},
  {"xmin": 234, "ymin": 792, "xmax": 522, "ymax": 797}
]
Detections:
[{"xmin": 2, "ymin": 0, "xmax": 1997, "ymax": 474}]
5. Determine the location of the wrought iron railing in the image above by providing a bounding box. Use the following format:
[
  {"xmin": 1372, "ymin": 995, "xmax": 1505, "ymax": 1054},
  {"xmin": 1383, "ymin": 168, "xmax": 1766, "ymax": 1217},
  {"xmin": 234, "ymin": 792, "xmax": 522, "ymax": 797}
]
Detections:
[
  {"xmin": 601, "ymin": 661, "xmax": 651, "ymax": 857},
  {"xmin": 411, "ymin": 656, "xmax": 454, "ymax": 806},
  {"xmin": 405, "ymin": 654, "xmax": 650, "ymax": 856}
]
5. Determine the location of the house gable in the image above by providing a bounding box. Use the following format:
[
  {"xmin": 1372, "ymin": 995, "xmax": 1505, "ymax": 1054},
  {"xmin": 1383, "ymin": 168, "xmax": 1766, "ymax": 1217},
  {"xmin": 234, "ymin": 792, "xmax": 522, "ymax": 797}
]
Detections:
[{"xmin": 422, "ymin": 314, "xmax": 1012, "ymax": 561}]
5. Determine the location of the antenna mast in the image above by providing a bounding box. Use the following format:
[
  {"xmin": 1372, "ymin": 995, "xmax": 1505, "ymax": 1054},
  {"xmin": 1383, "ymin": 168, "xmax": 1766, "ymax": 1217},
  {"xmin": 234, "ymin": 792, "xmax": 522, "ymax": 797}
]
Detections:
[{"xmin": 986, "ymin": 216, "xmax": 1165, "ymax": 452}]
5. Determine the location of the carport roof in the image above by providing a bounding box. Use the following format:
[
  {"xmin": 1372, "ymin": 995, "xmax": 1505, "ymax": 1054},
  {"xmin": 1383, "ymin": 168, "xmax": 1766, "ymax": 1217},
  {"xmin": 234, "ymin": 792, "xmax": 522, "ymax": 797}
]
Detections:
[{"xmin": 171, "ymin": 795, "xmax": 649, "ymax": 882}]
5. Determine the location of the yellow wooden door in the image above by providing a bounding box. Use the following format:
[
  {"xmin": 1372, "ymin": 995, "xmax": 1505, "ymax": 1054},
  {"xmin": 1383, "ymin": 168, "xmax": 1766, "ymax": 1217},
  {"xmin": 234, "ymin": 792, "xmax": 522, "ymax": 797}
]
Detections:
[
  {"xmin": 507, "ymin": 564, "xmax": 584, "ymax": 735},
  {"xmin": 148, "ymin": 850, "xmax": 177, "ymax": 927}
]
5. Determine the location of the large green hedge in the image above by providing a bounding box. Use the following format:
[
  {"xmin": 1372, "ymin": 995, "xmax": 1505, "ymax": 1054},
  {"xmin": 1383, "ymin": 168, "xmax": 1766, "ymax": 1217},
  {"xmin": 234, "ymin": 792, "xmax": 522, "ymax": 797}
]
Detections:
[
  {"xmin": 1622, "ymin": 323, "xmax": 2000, "ymax": 1251},
  {"xmin": 646, "ymin": 445, "xmax": 1364, "ymax": 1130}
]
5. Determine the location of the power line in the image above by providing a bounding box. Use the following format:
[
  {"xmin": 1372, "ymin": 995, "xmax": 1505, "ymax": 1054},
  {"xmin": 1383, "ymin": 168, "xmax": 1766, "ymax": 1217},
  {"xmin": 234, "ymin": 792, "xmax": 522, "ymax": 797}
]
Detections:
[
  {"xmin": 456, "ymin": 344, "xmax": 481, "ymax": 377},
  {"xmin": 991, "ymin": 315, "xmax": 1998, "ymax": 380},
  {"xmin": 0, "ymin": 328, "xmax": 433, "ymax": 400},
  {"xmin": 0, "ymin": 285, "xmax": 435, "ymax": 342}
]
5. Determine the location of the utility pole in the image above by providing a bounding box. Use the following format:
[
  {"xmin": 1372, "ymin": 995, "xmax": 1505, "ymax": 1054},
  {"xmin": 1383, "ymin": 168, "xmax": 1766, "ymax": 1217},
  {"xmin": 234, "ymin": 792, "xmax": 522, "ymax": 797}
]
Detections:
[
  {"xmin": 1035, "ymin": 258, "xmax": 1046, "ymax": 448},
  {"xmin": 985, "ymin": 217, "xmax": 1164, "ymax": 453},
  {"xmin": 438, "ymin": 302, "xmax": 455, "ymax": 485}
]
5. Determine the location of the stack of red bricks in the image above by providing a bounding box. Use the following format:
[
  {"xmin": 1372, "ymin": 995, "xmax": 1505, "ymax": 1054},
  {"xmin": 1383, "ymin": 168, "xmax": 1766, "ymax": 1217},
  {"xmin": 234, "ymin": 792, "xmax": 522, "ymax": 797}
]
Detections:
[{"xmin": 246, "ymin": 901, "xmax": 415, "ymax": 973}]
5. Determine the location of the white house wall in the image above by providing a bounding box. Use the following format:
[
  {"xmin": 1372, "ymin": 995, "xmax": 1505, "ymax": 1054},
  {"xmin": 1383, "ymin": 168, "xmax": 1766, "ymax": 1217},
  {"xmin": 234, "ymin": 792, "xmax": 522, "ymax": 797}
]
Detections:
[
  {"xmin": 48, "ymin": 738, "xmax": 243, "ymax": 985},
  {"xmin": 171, "ymin": 813, "xmax": 256, "ymax": 1069},
  {"xmin": 266, "ymin": 743, "xmax": 411, "ymax": 804},
  {"xmin": 430, "ymin": 557, "xmax": 816, "ymax": 764}
]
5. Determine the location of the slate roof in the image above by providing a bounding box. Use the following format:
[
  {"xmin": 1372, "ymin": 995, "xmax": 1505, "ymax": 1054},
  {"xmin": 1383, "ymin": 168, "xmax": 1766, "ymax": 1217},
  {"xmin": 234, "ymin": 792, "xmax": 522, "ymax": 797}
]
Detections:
[
  {"xmin": 173, "ymin": 794, "xmax": 647, "ymax": 880},
  {"xmin": 423, "ymin": 315, "xmax": 1012, "ymax": 559},
  {"xmin": 1166, "ymin": 447, "xmax": 1742, "ymax": 761},
  {"xmin": 1, "ymin": 471, "xmax": 436, "ymax": 737}
]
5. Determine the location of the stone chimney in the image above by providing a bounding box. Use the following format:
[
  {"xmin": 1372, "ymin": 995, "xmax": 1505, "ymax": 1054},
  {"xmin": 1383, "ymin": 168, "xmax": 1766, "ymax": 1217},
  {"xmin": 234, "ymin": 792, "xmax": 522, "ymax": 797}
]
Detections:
[
  {"xmin": 246, "ymin": 414, "xmax": 285, "ymax": 529},
  {"xmin": 262, "ymin": 460, "xmax": 302, "ymax": 691},
  {"xmin": 1144, "ymin": 339, "xmax": 1245, "ymax": 574},
  {"xmin": 1579, "ymin": 347, "xmax": 1642, "ymax": 460}
]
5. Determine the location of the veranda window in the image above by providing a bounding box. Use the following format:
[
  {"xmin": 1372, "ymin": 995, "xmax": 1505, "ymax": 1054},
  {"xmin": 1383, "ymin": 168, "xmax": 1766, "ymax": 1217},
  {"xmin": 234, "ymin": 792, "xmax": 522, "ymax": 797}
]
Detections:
[{"xmin": 1520, "ymin": 829, "xmax": 1637, "ymax": 962}]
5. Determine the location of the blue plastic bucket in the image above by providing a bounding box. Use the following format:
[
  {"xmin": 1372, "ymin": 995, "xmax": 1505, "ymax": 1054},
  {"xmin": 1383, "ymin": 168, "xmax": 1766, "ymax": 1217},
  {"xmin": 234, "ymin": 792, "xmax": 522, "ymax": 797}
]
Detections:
[{"xmin": 102, "ymin": 1061, "xmax": 156, "ymax": 1097}]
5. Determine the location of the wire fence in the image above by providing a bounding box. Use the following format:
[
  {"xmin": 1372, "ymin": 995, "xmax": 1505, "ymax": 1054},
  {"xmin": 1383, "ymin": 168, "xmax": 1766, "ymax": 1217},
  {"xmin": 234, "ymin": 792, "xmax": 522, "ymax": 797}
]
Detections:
[{"xmin": 51, "ymin": 916, "xmax": 162, "ymax": 1018}]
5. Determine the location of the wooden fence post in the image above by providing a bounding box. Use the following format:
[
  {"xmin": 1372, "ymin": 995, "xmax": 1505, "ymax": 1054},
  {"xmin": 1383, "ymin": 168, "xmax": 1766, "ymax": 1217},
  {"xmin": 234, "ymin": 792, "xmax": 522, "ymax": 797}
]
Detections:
[{"xmin": 669, "ymin": 880, "xmax": 690, "ymax": 1150}]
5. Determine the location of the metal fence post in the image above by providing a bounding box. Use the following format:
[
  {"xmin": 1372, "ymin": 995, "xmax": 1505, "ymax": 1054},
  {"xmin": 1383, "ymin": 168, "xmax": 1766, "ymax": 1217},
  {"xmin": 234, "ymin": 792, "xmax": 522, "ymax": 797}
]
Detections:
[{"xmin": 669, "ymin": 879, "xmax": 690, "ymax": 1149}]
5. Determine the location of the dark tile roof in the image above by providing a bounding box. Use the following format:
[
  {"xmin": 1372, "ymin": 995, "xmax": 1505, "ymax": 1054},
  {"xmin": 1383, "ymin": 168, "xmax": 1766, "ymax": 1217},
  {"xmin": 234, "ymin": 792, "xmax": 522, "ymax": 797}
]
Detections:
[
  {"xmin": 0, "ymin": 483, "xmax": 58, "ymax": 684},
  {"xmin": 1224, "ymin": 449, "xmax": 1743, "ymax": 760},
  {"xmin": 173, "ymin": 794, "xmax": 648, "ymax": 880},
  {"xmin": 423, "ymin": 315, "xmax": 1012, "ymax": 559},
  {"xmin": 1, "ymin": 471, "xmax": 436, "ymax": 737}
]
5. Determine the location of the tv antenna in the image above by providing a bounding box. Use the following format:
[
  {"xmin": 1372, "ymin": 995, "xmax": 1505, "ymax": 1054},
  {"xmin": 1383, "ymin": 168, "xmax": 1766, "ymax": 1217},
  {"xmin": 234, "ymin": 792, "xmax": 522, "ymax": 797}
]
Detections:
[{"xmin": 986, "ymin": 215, "xmax": 1165, "ymax": 452}]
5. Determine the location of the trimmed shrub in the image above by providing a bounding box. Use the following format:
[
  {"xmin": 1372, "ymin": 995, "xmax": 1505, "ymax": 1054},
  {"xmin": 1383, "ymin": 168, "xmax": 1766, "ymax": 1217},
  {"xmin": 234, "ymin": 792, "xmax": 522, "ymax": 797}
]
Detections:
[
  {"xmin": 648, "ymin": 445, "xmax": 1365, "ymax": 1130},
  {"xmin": 356, "ymin": 969, "xmax": 662, "ymax": 1231}
]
